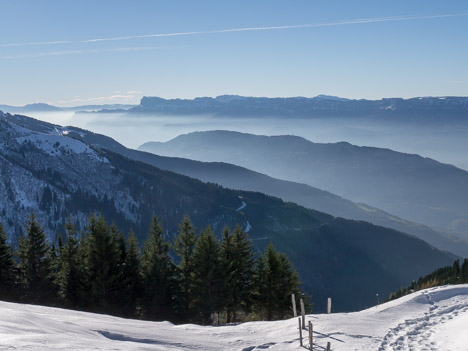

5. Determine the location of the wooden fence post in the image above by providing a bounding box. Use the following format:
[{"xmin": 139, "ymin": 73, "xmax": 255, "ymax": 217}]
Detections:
[
  {"xmin": 298, "ymin": 318, "xmax": 303, "ymax": 347},
  {"xmin": 300, "ymin": 298, "xmax": 305, "ymax": 329},
  {"xmin": 292, "ymin": 293, "xmax": 297, "ymax": 317},
  {"xmin": 326, "ymin": 341, "xmax": 331, "ymax": 350},
  {"xmin": 308, "ymin": 321, "xmax": 313, "ymax": 351},
  {"xmin": 327, "ymin": 297, "xmax": 332, "ymax": 314}
]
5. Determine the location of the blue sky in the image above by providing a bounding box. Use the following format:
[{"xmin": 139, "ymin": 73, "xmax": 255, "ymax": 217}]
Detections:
[{"xmin": 1, "ymin": 0, "xmax": 467, "ymax": 106}]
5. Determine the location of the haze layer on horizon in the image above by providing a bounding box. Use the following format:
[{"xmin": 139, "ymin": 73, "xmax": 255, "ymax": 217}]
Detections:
[{"xmin": 19, "ymin": 110, "xmax": 468, "ymax": 173}]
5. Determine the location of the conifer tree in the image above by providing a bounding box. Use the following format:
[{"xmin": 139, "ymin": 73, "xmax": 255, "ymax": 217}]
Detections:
[
  {"xmin": 111, "ymin": 224, "xmax": 129, "ymax": 310},
  {"xmin": 17, "ymin": 214, "xmax": 53, "ymax": 303},
  {"xmin": 120, "ymin": 229, "xmax": 142, "ymax": 317},
  {"xmin": 275, "ymin": 250, "xmax": 301, "ymax": 319},
  {"xmin": 56, "ymin": 218, "xmax": 86, "ymax": 307},
  {"xmin": 220, "ymin": 226, "xmax": 234, "ymax": 322},
  {"xmin": 227, "ymin": 225, "xmax": 255, "ymax": 322},
  {"xmin": 254, "ymin": 243, "xmax": 302, "ymax": 320},
  {"xmin": 174, "ymin": 216, "xmax": 198, "ymax": 320},
  {"xmin": 46, "ymin": 242, "xmax": 60, "ymax": 302},
  {"xmin": 453, "ymin": 260, "xmax": 460, "ymax": 281},
  {"xmin": 141, "ymin": 215, "xmax": 176, "ymax": 320},
  {"xmin": 192, "ymin": 226, "xmax": 224, "ymax": 325},
  {"xmin": 0, "ymin": 223, "xmax": 15, "ymax": 299},
  {"xmin": 83, "ymin": 214, "xmax": 121, "ymax": 313},
  {"xmin": 461, "ymin": 259, "xmax": 468, "ymax": 281}
]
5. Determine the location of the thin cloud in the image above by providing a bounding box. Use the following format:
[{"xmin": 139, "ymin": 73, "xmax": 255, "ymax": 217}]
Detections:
[
  {"xmin": 0, "ymin": 49, "xmax": 94, "ymax": 59},
  {"xmin": 57, "ymin": 94, "xmax": 136, "ymax": 105},
  {"xmin": 127, "ymin": 90, "xmax": 143, "ymax": 94},
  {"xmin": 0, "ymin": 46, "xmax": 174, "ymax": 59},
  {"xmin": 2, "ymin": 13, "xmax": 467, "ymax": 48}
]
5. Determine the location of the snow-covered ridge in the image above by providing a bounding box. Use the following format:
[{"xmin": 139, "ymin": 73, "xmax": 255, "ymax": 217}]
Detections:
[
  {"xmin": 0, "ymin": 114, "xmax": 136, "ymax": 241},
  {"xmin": 1, "ymin": 285, "xmax": 467, "ymax": 350},
  {"xmin": 16, "ymin": 132, "xmax": 108, "ymax": 163}
]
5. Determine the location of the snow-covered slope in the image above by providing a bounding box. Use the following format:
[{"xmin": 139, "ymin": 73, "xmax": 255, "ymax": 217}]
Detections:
[{"xmin": 1, "ymin": 285, "xmax": 467, "ymax": 350}]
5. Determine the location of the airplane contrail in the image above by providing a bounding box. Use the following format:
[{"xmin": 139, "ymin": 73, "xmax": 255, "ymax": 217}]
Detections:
[{"xmin": 2, "ymin": 13, "xmax": 467, "ymax": 47}]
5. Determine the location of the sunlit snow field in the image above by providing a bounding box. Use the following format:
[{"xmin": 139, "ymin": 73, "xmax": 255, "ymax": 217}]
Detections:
[{"xmin": 1, "ymin": 285, "xmax": 467, "ymax": 350}]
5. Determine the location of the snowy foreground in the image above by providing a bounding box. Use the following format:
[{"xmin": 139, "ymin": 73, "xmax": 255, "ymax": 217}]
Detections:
[{"xmin": 1, "ymin": 285, "xmax": 468, "ymax": 350}]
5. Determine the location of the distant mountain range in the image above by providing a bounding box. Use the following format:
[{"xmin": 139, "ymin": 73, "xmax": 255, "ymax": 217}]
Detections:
[
  {"xmin": 0, "ymin": 103, "xmax": 63, "ymax": 113},
  {"xmin": 2, "ymin": 95, "xmax": 468, "ymax": 119},
  {"xmin": 139, "ymin": 131, "xmax": 468, "ymax": 243},
  {"xmin": 0, "ymin": 111, "xmax": 457, "ymax": 311},
  {"xmin": 0, "ymin": 103, "xmax": 135, "ymax": 113},
  {"xmin": 124, "ymin": 95, "xmax": 468, "ymax": 119}
]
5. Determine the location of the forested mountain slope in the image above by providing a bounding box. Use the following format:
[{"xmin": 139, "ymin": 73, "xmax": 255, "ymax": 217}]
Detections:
[{"xmin": 0, "ymin": 111, "xmax": 456, "ymax": 311}]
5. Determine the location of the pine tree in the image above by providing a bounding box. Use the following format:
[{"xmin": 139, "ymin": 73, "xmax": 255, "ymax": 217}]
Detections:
[
  {"xmin": 174, "ymin": 216, "xmax": 198, "ymax": 321},
  {"xmin": 17, "ymin": 214, "xmax": 53, "ymax": 303},
  {"xmin": 253, "ymin": 254, "xmax": 268, "ymax": 317},
  {"xmin": 254, "ymin": 243, "xmax": 302, "ymax": 320},
  {"xmin": 461, "ymin": 259, "xmax": 468, "ymax": 281},
  {"xmin": 56, "ymin": 218, "xmax": 86, "ymax": 307},
  {"xmin": 0, "ymin": 223, "xmax": 15, "ymax": 299},
  {"xmin": 228, "ymin": 225, "xmax": 255, "ymax": 322},
  {"xmin": 141, "ymin": 215, "xmax": 176, "ymax": 320},
  {"xmin": 275, "ymin": 250, "xmax": 301, "ymax": 319},
  {"xmin": 220, "ymin": 226, "xmax": 234, "ymax": 322},
  {"xmin": 192, "ymin": 226, "xmax": 224, "ymax": 325},
  {"xmin": 453, "ymin": 260, "xmax": 460, "ymax": 282},
  {"xmin": 110, "ymin": 223, "xmax": 129, "ymax": 311},
  {"xmin": 83, "ymin": 214, "xmax": 122, "ymax": 313},
  {"xmin": 120, "ymin": 229, "xmax": 142, "ymax": 317},
  {"xmin": 46, "ymin": 242, "xmax": 60, "ymax": 302}
]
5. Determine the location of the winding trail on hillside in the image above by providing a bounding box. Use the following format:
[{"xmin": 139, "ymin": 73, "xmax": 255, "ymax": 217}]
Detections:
[
  {"xmin": 236, "ymin": 200, "xmax": 247, "ymax": 212},
  {"xmin": 236, "ymin": 198, "xmax": 252, "ymax": 233}
]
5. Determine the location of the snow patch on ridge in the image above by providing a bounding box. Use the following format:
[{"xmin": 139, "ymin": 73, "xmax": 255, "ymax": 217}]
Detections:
[{"xmin": 16, "ymin": 133, "xmax": 109, "ymax": 163}]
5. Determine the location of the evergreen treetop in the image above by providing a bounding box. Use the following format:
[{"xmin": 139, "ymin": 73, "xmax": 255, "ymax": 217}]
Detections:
[{"xmin": 0, "ymin": 222, "xmax": 15, "ymax": 298}]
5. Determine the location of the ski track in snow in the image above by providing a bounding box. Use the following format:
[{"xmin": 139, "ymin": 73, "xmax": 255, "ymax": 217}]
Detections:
[{"xmin": 379, "ymin": 290, "xmax": 468, "ymax": 350}]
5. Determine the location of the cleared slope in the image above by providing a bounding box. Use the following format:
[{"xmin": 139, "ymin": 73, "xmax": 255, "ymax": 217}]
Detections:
[{"xmin": 1, "ymin": 285, "xmax": 467, "ymax": 350}]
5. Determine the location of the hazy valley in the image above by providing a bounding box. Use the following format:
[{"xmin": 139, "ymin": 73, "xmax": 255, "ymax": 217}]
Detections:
[{"xmin": 2, "ymin": 2, "xmax": 468, "ymax": 348}]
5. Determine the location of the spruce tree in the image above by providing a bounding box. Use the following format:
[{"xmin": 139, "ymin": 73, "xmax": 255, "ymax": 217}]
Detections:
[
  {"xmin": 220, "ymin": 226, "xmax": 234, "ymax": 322},
  {"xmin": 17, "ymin": 214, "xmax": 53, "ymax": 303},
  {"xmin": 192, "ymin": 226, "xmax": 224, "ymax": 325},
  {"xmin": 83, "ymin": 214, "xmax": 121, "ymax": 313},
  {"xmin": 111, "ymin": 224, "xmax": 129, "ymax": 311},
  {"xmin": 275, "ymin": 250, "xmax": 301, "ymax": 319},
  {"xmin": 120, "ymin": 229, "xmax": 142, "ymax": 317},
  {"xmin": 0, "ymin": 223, "xmax": 15, "ymax": 299},
  {"xmin": 254, "ymin": 243, "xmax": 302, "ymax": 320},
  {"xmin": 46, "ymin": 242, "xmax": 60, "ymax": 302},
  {"xmin": 141, "ymin": 215, "xmax": 176, "ymax": 320},
  {"xmin": 174, "ymin": 216, "xmax": 198, "ymax": 321},
  {"xmin": 461, "ymin": 259, "xmax": 468, "ymax": 282},
  {"xmin": 56, "ymin": 218, "xmax": 86, "ymax": 307},
  {"xmin": 228, "ymin": 225, "xmax": 255, "ymax": 322}
]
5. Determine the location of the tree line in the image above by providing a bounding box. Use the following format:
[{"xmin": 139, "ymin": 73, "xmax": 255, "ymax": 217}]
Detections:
[
  {"xmin": 388, "ymin": 259, "xmax": 468, "ymax": 301},
  {"xmin": 0, "ymin": 214, "xmax": 304, "ymax": 324}
]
